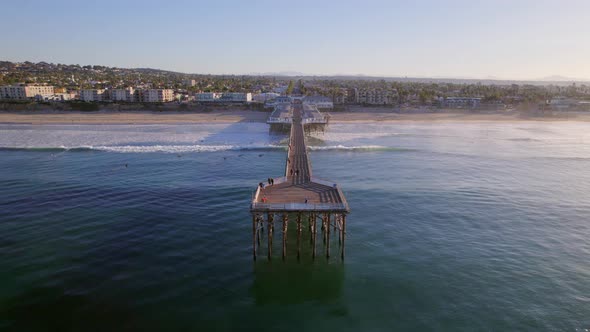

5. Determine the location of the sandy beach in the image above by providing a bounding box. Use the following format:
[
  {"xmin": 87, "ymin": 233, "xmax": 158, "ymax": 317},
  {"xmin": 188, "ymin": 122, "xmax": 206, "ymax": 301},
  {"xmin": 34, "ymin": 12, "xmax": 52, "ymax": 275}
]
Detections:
[
  {"xmin": 1, "ymin": 109, "xmax": 590, "ymax": 124},
  {"xmin": 0, "ymin": 110, "xmax": 270, "ymax": 124}
]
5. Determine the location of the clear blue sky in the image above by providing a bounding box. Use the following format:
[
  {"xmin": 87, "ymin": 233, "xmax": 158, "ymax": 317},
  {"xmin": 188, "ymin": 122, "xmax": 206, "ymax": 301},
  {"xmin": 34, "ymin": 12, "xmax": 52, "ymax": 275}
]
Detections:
[{"xmin": 1, "ymin": 0, "xmax": 589, "ymax": 79}]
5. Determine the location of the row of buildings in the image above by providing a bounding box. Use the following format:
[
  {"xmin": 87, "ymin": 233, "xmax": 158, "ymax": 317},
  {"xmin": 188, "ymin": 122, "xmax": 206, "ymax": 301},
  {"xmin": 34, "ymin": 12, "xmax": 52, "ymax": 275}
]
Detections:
[
  {"xmin": 326, "ymin": 88, "xmax": 399, "ymax": 105},
  {"xmin": 264, "ymin": 95, "xmax": 334, "ymax": 109},
  {"xmin": 79, "ymin": 88, "xmax": 175, "ymax": 103},
  {"xmin": 195, "ymin": 92, "xmax": 252, "ymax": 103},
  {"xmin": 0, "ymin": 85, "xmax": 55, "ymax": 100},
  {"xmin": 0, "ymin": 84, "xmax": 176, "ymax": 103},
  {"xmin": 0, "ymin": 84, "xmax": 255, "ymax": 104}
]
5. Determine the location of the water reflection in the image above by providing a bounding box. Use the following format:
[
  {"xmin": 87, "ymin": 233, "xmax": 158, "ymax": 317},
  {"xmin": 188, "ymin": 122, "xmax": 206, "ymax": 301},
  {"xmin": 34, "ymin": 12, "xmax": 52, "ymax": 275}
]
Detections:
[{"xmin": 251, "ymin": 260, "xmax": 345, "ymax": 305}]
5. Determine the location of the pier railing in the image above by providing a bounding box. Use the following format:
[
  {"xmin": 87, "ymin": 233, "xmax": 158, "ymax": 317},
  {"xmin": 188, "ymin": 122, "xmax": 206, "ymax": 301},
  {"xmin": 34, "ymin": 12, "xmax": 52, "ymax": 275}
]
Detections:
[
  {"xmin": 252, "ymin": 176, "xmax": 289, "ymax": 203},
  {"xmin": 251, "ymin": 202, "xmax": 349, "ymax": 212}
]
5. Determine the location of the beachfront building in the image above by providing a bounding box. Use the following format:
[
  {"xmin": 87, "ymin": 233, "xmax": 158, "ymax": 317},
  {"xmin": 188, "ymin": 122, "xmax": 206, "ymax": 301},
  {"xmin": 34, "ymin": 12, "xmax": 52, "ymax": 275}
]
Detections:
[
  {"xmin": 195, "ymin": 92, "xmax": 220, "ymax": 102},
  {"xmin": 549, "ymin": 97, "xmax": 579, "ymax": 110},
  {"xmin": 0, "ymin": 84, "xmax": 55, "ymax": 100},
  {"xmin": 218, "ymin": 92, "xmax": 252, "ymax": 102},
  {"xmin": 303, "ymin": 96, "xmax": 333, "ymax": 109},
  {"xmin": 333, "ymin": 89, "xmax": 349, "ymax": 104},
  {"xmin": 111, "ymin": 87, "xmax": 135, "ymax": 102},
  {"xmin": 195, "ymin": 92, "xmax": 252, "ymax": 103},
  {"xmin": 442, "ymin": 97, "xmax": 482, "ymax": 108},
  {"xmin": 253, "ymin": 92, "xmax": 281, "ymax": 103},
  {"xmin": 142, "ymin": 89, "xmax": 174, "ymax": 103},
  {"xmin": 80, "ymin": 89, "xmax": 105, "ymax": 102},
  {"xmin": 44, "ymin": 93, "xmax": 76, "ymax": 101},
  {"xmin": 354, "ymin": 88, "xmax": 396, "ymax": 105},
  {"xmin": 274, "ymin": 96, "xmax": 292, "ymax": 104},
  {"xmin": 264, "ymin": 95, "xmax": 292, "ymax": 108}
]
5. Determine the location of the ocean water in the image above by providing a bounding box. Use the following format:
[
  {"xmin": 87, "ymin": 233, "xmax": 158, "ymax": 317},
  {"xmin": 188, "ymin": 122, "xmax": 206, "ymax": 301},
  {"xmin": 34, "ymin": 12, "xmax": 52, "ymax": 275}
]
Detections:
[{"xmin": 1, "ymin": 121, "xmax": 590, "ymax": 331}]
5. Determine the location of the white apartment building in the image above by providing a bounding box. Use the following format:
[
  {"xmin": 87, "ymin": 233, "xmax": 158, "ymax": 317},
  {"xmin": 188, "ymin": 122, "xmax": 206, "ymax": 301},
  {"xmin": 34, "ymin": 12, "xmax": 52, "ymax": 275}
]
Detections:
[
  {"xmin": 80, "ymin": 89, "xmax": 105, "ymax": 102},
  {"xmin": 196, "ymin": 92, "xmax": 252, "ymax": 103},
  {"xmin": 303, "ymin": 96, "xmax": 333, "ymax": 109},
  {"xmin": 111, "ymin": 87, "xmax": 135, "ymax": 102},
  {"xmin": 195, "ymin": 92, "xmax": 220, "ymax": 102},
  {"xmin": 443, "ymin": 97, "xmax": 482, "ymax": 108},
  {"xmin": 143, "ymin": 89, "xmax": 174, "ymax": 103},
  {"xmin": 355, "ymin": 88, "xmax": 397, "ymax": 105},
  {"xmin": 0, "ymin": 85, "xmax": 55, "ymax": 100},
  {"xmin": 218, "ymin": 92, "xmax": 252, "ymax": 102},
  {"xmin": 253, "ymin": 92, "xmax": 280, "ymax": 103}
]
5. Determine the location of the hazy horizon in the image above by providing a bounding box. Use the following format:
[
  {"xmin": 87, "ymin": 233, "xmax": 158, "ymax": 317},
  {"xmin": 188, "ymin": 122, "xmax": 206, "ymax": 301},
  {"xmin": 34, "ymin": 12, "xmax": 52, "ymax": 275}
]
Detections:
[{"xmin": 2, "ymin": 0, "xmax": 589, "ymax": 80}]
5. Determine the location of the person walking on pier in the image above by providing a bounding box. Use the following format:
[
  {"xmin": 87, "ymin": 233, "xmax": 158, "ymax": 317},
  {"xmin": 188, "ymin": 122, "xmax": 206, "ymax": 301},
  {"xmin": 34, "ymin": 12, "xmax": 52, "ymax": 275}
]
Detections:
[{"xmin": 271, "ymin": 178, "xmax": 274, "ymax": 185}]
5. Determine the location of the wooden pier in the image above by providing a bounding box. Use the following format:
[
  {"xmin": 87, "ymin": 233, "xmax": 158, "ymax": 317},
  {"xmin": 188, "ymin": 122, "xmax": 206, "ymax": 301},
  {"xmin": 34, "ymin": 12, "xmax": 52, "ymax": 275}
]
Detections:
[{"xmin": 251, "ymin": 101, "xmax": 349, "ymax": 261}]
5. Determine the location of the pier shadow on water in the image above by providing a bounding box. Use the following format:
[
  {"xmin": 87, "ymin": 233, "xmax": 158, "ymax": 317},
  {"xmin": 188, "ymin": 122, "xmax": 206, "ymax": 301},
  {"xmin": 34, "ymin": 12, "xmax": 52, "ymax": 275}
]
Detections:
[
  {"xmin": 250, "ymin": 224, "xmax": 346, "ymax": 306},
  {"xmin": 251, "ymin": 261, "xmax": 345, "ymax": 305}
]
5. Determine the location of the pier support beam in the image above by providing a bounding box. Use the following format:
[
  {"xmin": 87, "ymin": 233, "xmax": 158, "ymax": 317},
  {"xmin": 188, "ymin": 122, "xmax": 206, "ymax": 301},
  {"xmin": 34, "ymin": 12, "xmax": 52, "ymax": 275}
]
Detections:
[
  {"xmin": 341, "ymin": 214, "xmax": 346, "ymax": 260},
  {"xmin": 283, "ymin": 213, "xmax": 289, "ymax": 260},
  {"xmin": 312, "ymin": 213, "xmax": 317, "ymax": 260},
  {"xmin": 257, "ymin": 217, "xmax": 261, "ymax": 248},
  {"xmin": 297, "ymin": 213, "xmax": 302, "ymax": 261},
  {"xmin": 337, "ymin": 214, "xmax": 342, "ymax": 246},
  {"xmin": 252, "ymin": 214, "xmax": 257, "ymax": 260},
  {"xmin": 322, "ymin": 214, "xmax": 327, "ymax": 245},
  {"xmin": 267, "ymin": 213, "xmax": 273, "ymax": 260},
  {"xmin": 326, "ymin": 213, "xmax": 331, "ymax": 259}
]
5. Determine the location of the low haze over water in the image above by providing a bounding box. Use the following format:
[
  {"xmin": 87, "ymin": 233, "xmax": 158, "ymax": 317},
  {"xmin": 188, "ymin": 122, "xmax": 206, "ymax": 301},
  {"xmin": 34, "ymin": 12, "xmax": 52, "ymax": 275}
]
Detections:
[{"xmin": 1, "ymin": 122, "xmax": 590, "ymax": 330}]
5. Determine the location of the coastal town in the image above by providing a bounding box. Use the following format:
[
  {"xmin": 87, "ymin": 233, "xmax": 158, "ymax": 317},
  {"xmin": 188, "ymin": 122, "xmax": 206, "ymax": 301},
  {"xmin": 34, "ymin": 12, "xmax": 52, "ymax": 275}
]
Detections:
[{"xmin": 2, "ymin": 60, "xmax": 590, "ymax": 113}]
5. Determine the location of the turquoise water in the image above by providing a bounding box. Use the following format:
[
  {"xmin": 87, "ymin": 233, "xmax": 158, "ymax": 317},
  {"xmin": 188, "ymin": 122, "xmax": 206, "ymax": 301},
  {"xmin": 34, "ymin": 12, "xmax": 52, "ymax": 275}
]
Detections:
[{"xmin": 1, "ymin": 121, "xmax": 590, "ymax": 331}]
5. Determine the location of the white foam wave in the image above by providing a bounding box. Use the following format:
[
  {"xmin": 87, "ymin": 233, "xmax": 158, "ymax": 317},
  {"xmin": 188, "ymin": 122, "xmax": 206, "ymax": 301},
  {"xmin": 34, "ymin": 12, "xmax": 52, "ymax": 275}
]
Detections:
[
  {"xmin": 308, "ymin": 145, "xmax": 389, "ymax": 151},
  {"xmin": 1, "ymin": 144, "xmax": 398, "ymax": 153},
  {"xmin": 92, "ymin": 144, "xmax": 282, "ymax": 153}
]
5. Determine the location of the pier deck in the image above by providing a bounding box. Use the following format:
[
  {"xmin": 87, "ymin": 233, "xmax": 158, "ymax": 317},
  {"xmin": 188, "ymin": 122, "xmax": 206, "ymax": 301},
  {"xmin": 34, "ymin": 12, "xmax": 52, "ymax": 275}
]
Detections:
[
  {"xmin": 252, "ymin": 104, "xmax": 348, "ymax": 212},
  {"xmin": 250, "ymin": 99, "xmax": 349, "ymax": 261}
]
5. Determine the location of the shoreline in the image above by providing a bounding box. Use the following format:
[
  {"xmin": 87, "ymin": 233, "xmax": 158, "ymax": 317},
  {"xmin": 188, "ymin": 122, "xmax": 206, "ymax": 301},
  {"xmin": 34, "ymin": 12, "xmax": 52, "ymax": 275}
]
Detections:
[{"xmin": 1, "ymin": 109, "xmax": 590, "ymax": 125}]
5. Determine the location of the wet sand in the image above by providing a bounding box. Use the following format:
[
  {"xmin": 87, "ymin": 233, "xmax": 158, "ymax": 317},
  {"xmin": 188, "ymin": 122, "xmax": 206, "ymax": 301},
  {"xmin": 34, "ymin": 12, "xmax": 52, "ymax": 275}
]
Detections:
[{"xmin": 0, "ymin": 110, "xmax": 269, "ymax": 124}]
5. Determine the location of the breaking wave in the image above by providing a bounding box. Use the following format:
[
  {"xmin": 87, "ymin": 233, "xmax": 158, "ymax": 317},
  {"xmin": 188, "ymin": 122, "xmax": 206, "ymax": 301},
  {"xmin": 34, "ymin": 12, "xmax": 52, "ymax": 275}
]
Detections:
[
  {"xmin": 308, "ymin": 145, "xmax": 413, "ymax": 152},
  {"xmin": 0, "ymin": 144, "xmax": 410, "ymax": 153},
  {"xmin": 0, "ymin": 145, "xmax": 282, "ymax": 153}
]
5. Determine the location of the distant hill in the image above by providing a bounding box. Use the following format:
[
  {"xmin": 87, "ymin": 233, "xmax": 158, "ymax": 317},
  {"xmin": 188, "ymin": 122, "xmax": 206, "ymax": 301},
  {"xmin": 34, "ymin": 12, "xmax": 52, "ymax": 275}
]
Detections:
[{"xmin": 2, "ymin": 60, "xmax": 588, "ymax": 86}]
